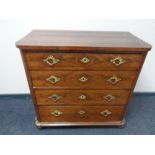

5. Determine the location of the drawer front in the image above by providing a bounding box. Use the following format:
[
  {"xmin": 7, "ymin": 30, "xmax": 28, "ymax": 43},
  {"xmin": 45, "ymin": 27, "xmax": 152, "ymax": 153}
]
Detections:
[
  {"xmin": 35, "ymin": 89, "xmax": 130, "ymax": 106},
  {"xmin": 31, "ymin": 70, "xmax": 137, "ymax": 89},
  {"xmin": 25, "ymin": 52, "xmax": 143, "ymax": 70},
  {"xmin": 38, "ymin": 106, "xmax": 125, "ymax": 122}
]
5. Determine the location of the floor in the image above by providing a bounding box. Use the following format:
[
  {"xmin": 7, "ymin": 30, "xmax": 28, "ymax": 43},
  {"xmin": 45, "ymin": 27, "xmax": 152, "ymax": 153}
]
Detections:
[{"xmin": 0, "ymin": 93, "xmax": 155, "ymax": 135}]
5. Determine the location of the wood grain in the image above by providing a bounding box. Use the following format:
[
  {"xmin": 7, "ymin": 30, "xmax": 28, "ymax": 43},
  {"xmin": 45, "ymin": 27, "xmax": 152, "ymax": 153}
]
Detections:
[
  {"xmin": 35, "ymin": 89, "xmax": 130, "ymax": 106},
  {"xmin": 16, "ymin": 30, "xmax": 152, "ymax": 51},
  {"xmin": 30, "ymin": 70, "xmax": 137, "ymax": 89},
  {"xmin": 25, "ymin": 52, "xmax": 143, "ymax": 70},
  {"xmin": 38, "ymin": 105, "xmax": 125, "ymax": 122}
]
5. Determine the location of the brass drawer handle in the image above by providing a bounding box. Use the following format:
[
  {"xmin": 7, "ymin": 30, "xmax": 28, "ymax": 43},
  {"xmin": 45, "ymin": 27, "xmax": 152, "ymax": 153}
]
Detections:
[
  {"xmin": 79, "ymin": 76, "xmax": 88, "ymax": 82},
  {"xmin": 43, "ymin": 55, "xmax": 60, "ymax": 66},
  {"xmin": 110, "ymin": 56, "xmax": 126, "ymax": 66},
  {"xmin": 107, "ymin": 75, "xmax": 122, "ymax": 85},
  {"xmin": 46, "ymin": 75, "xmax": 61, "ymax": 84},
  {"xmin": 103, "ymin": 94, "xmax": 116, "ymax": 102},
  {"xmin": 80, "ymin": 57, "xmax": 90, "ymax": 64},
  {"xmin": 78, "ymin": 110, "xmax": 86, "ymax": 115},
  {"xmin": 48, "ymin": 94, "xmax": 62, "ymax": 101},
  {"xmin": 79, "ymin": 94, "xmax": 87, "ymax": 100},
  {"xmin": 100, "ymin": 110, "xmax": 112, "ymax": 117},
  {"xmin": 51, "ymin": 110, "xmax": 63, "ymax": 117}
]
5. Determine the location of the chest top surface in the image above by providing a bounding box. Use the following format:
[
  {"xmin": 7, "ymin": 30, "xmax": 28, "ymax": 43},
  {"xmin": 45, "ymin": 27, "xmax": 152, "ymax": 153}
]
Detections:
[{"xmin": 16, "ymin": 30, "xmax": 151, "ymax": 52}]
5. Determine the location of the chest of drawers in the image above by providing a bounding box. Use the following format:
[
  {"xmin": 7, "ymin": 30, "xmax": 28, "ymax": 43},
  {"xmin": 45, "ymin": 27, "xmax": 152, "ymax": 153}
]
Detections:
[{"xmin": 16, "ymin": 30, "xmax": 151, "ymax": 127}]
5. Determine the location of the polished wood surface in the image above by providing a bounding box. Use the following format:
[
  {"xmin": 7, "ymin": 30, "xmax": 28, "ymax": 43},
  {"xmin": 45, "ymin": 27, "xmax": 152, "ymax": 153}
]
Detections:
[
  {"xmin": 31, "ymin": 70, "xmax": 137, "ymax": 89},
  {"xmin": 35, "ymin": 89, "xmax": 130, "ymax": 106},
  {"xmin": 38, "ymin": 105, "xmax": 125, "ymax": 122},
  {"xmin": 16, "ymin": 30, "xmax": 152, "ymax": 127},
  {"xmin": 16, "ymin": 30, "xmax": 152, "ymax": 51},
  {"xmin": 26, "ymin": 52, "xmax": 143, "ymax": 70}
]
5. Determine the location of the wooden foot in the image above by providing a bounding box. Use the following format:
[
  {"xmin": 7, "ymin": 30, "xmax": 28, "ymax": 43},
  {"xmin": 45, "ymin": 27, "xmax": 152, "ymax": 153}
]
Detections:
[{"xmin": 118, "ymin": 119, "xmax": 126, "ymax": 128}]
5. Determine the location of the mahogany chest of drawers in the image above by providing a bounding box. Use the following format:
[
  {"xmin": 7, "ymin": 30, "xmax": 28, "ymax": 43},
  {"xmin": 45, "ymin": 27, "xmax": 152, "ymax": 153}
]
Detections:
[{"xmin": 16, "ymin": 30, "xmax": 152, "ymax": 127}]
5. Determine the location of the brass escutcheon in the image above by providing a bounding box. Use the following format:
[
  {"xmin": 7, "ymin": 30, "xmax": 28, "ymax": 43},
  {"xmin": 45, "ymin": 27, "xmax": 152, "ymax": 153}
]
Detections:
[
  {"xmin": 100, "ymin": 110, "xmax": 112, "ymax": 117},
  {"xmin": 80, "ymin": 57, "xmax": 90, "ymax": 64},
  {"xmin": 43, "ymin": 55, "xmax": 60, "ymax": 66},
  {"xmin": 110, "ymin": 56, "xmax": 126, "ymax": 66},
  {"xmin": 79, "ymin": 76, "xmax": 88, "ymax": 82},
  {"xmin": 78, "ymin": 110, "xmax": 86, "ymax": 115},
  {"xmin": 107, "ymin": 75, "xmax": 122, "ymax": 85},
  {"xmin": 51, "ymin": 110, "xmax": 63, "ymax": 117},
  {"xmin": 48, "ymin": 94, "xmax": 62, "ymax": 101},
  {"xmin": 79, "ymin": 94, "xmax": 87, "ymax": 100},
  {"xmin": 46, "ymin": 75, "xmax": 61, "ymax": 84},
  {"xmin": 104, "ymin": 94, "xmax": 116, "ymax": 102}
]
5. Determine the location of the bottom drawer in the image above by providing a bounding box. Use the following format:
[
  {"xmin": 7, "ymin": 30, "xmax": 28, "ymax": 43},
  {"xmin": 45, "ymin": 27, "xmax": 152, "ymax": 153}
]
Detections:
[{"xmin": 38, "ymin": 106, "xmax": 125, "ymax": 122}]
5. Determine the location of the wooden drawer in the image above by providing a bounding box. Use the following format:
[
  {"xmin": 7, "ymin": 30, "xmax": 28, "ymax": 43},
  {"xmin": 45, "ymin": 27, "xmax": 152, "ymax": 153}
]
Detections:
[
  {"xmin": 31, "ymin": 70, "xmax": 137, "ymax": 89},
  {"xmin": 35, "ymin": 89, "xmax": 130, "ymax": 106},
  {"xmin": 25, "ymin": 52, "xmax": 143, "ymax": 70},
  {"xmin": 38, "ymin": 105, "xmax": 125, "ymax": 122}
]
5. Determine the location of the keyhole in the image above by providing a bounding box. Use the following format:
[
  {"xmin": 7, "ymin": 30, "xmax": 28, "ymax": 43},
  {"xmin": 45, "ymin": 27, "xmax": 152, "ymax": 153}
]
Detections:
[{"xmin": 115, "ymin": 59, "xmax": 120, "ymax": 64}]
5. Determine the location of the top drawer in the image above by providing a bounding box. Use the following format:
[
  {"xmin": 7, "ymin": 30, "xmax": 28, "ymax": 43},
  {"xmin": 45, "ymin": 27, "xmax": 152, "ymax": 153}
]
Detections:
[{"xmin": 25, "ymin": 52, "xmax": 143, "ymax": 70}]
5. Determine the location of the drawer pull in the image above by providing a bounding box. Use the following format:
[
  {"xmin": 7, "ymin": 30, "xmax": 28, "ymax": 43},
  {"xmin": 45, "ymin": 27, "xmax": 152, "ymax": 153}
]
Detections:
[
  {"xmin": 43, "ymin": 55, "xmax": 60, "ymax": 66},
  {"xmin": 110, "ymin": 56, "xmax": 126, "ymax": 66},
  {"xmin": 79, "ymin": 76, "xmax": 88, "ymax": 82},
  {"xmin": 51, "ymin": 110, "xmax": 63, "ymax": 117},
  {"xmin": 100, "ymin": 110, "xmax": 112, "ymax": 117},
  {"xmin": 78, "ymin": 110, "xmax": 86, "ymax": 115},
  {"xmin": 107, "ymin": 75, "xmax": 122, "ymax": 84},
  {"xmin": 80, "ymin": 57, "xmax": 90, "ymax": 64},
  {"xmin": 104, "ymin": 94, "xmax": 116, "ymax": 102},
  {"xmin": 46, "ymin": 75, "xmax": 61, "ymax": 84},
  {"xmin": 48, "ymin": 94, "xmax": 62, "ymax": 101},
  {"xmin": 79, "ymin": 94, "xmax": 87, "ymax": 100}
]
